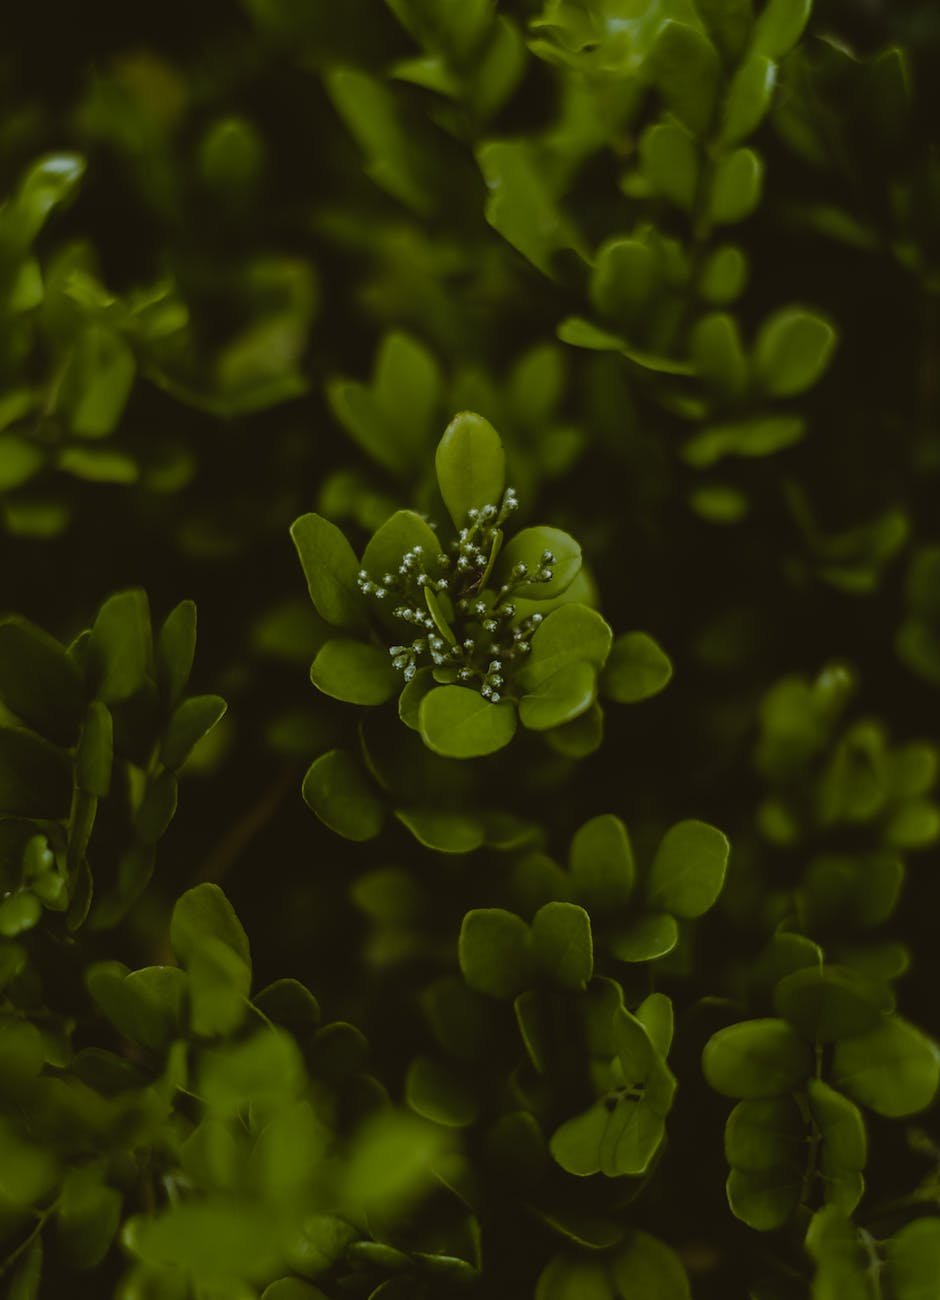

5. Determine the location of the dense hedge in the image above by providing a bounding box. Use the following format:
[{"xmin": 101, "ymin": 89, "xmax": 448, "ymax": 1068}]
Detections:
[{"xmin": 3, "ymin": 0, "xmax": 940, "ymax": 1296}]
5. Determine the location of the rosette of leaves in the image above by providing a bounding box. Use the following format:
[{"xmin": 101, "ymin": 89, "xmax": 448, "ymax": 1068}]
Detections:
[
  {"xmin": 703, "ymin": 951, "xmax": 940, "ymax": 1232},
  {"xmin": 476, "ymin": 0, "xmax": 838, "ymax": 522},
  {"xmin": 292, "ymin": 413, "xmax": 672, "ymax": 844},
  {"xmin": 749, "ymin": 662, "xmax": 940, "ymax": 978},
  {"xmin": 0, "ymin": 878, "xmax": 457, "ymax": 1297},
  {"xmin": 0, "ymin": 590, "xmax": 225, "ymax": 939},
  {"xmin": 500, "ymin": 814, "xmax": 730, "ymax": 967}
]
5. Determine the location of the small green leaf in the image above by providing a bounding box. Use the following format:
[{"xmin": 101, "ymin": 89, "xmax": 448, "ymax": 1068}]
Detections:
[
  {"xmin": 682, "ymin": 414, "xmax": 806, "ymax": 466},
  {"xmin": 519, "ymin": 605, "xmax": 612, "ymax": 689},
  {"xmin": 76, "ymin": 701, "xmax": 113, "ymax": 795},
  {"xmin": 532, "ymin": 901, "xmax": 593, "ymax": 990},
  {"xmin": 719, "ymin": 54, "xmax": 777, "ymax": 147},
  {"xmin": 601, "ymin": 632, "xmax": 673, "ymax": 703},
  {"xmin": 394, "ymin": 808, "xmax": 485, "ymax": 854},
  {"xmin": 302, "ymin": 749, "xmax": 386, "ymax": 841},
  {"xmin": 831, "ymin": 1017, "xmax": 940, "ymax": 1118},
  {"xmin": 773, "ymin": 965, "xmax": 891, "ymax": 1043},
  {"xmin": 699, "ymin": 244, "xmax": 748, "ymax": 304},
  {"xmin": 477, "ymin": 140, "xmax": 578, "ymax": 274},
  {"xmin": 690, "ymin": 312, "xmax": 748, "ymax": 398},
  {"xmin": 590, "ymin": 238, "xmax": 661, "ymax": 323},
  {"xmin": 752, "ymin": 0, "xmax": 811, "ymax": 58},
  {"xmin": 608, "ymin": 913, "xmax": 679, "ymax": 963},
  {"xmin": 86, "ymin": 589, "xmax": 153, "ymax": 704},
  {"xmin": 419, "ymin": 685, "xmax": 517, "ymax": 758},
  {"xmin": 161, "ymin": 695, "xmax": 227, "ymax": 770},
  {"xmin": 703, "ymin": 1018, "xmax": 813, "ymax": 1098},
  {"xmin": 648, "ymin": 819, "xmax": 730, "ymax": 918},
  {"xmin": 639, "ymin": 123, "xmax": 700, "ymax": 211},
  {"xmin": 290, "ymin": 513, "xmax": 367, "ymax": 632},
  {"xmin": 0, "ymin": 728, "xmax": 72, "ymax": 819},
  {"xmin": 886, "ymin": 1217, "xmax": 940, "ymax": 1300},
  {"xmin": 435, "ymin": 412, "xmax": 506, "ymax": 527},
  {"xmin": 310, "ymin": 639, "xmax": 399, "ymax": 706},
  {"xmin": 569, "ymin": 813, "xmax": 635, "ymax": 914},
  {"xmin": 171, "ymin": 882, "xmax": 250, "ymax": 971},
  {"xmin": 405, "ymin": 1056, "xmax": 479, "ymax": 1127},
  {"xmin": 520, "ymin": 661, "xmax": 597, "ymax": 731},
  {"xmin": 708, "ymin": 147, "xmax": 763, "ymax": 224},
  {"xmin": 156, "ymin": 600, "xmax": 197, "ymax": 708},
  {"xmin": 694, "ymin": 0, "xmax": 753, "ymax": 61},
  {"xmin": 609, "ymin": 1230, "xmax": 692, "ymax": 1300},
  {"xmin": 57, "ymin": 1165, "xmax": 123, "ymax": 1269},
  {"xmin": 459, "ymin": 908, "xmax": 534, "ymax": 998},
  {"xmin": 0, "ymin": 617, "xmax": 84, "ymax": 745},
  {"xmin": 650, "ymin": 21, "xmax": 721, "ymax": 136},
  {"xmin": 134, "ymin": 770, "xmax": 179, "ymax": 844},
  {"xmin": 807, "ymin": 1079, "xmax": 866, "ymax": 1213},
  {"xmin": 753, "ymin": 307, "xmax": 838, "ymax": 398},
  {"xmin": 498, "ymin": 526, "xmax": 581, "ymax": 599},
  {"xmin": 361, "ymin": 509, "xmax": 440, "ymax": 585}
]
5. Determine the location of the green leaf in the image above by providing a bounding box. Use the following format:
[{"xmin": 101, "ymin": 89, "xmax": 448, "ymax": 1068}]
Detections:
[
  {"xmin": 156, "ymin": 601, "xmax": 197, "ymax": 708},
  {"xmin": 134, "ymin": 770, "xmax": 179, "ymax": 844},
  {"xmin": 64, "ymin": 326, "xmax": 136, "ymax": 437},
  {"xmin": 690, "ymin": 312, "xmax": 748, "ymax": 398},
  {"xmin": 0, "ymin": 728, "xmax": 72, "ymax": 819},
  {"xmin": 773, "ymin": 965, "xmax": 891, "ymax": 1043},
  {"xmin": 807, "ymin": 1079, "xmax": 866, "ymax": 1213},
  {"xmin": 648, "ymin": 819, "xmax": 730, "ymax": 918},
  {"xmin": 609, "ymin": 1230, "xmax": 692, "ymax": 1299},
  {"xmin": 419, "ymin": 685, "xmax": 517, "ymax": 758},
  {"xmin": 434, "ymin": 412, "xmax": 506, "ymax": 527},
  {"xmin": 650, "ymin": 21, "xmax": 721, "ymax": 136},
  {"xmin": 520, "ymin": 660, "xmax": 596, "ymax": 731},
  {"xmin": 608, "ymin": 913, "xmax": 680, "ymax": 963},
  {"xmin": 639, "ymin": 123, "xmax": 700, "ymax": 211},
  {"xmin": 518, "ymin": 605, "xmax": 612, "ymax": 690},
  {"xmin": 753, "ymin": 307, "xmax": 838, "ymax": 398},
  {"xmin": 361, "ymin": 509, "xmax": 440, "ymax": 583},
  {"xmin": 498, "ymin": 526, "xmax": 581, "ymax": 599},
  {"xmin": 532, "ymin": 901, "xmax": 593, "ymax": 990},
  {"xmin": 0, "ymin": 1016, "xmax": 44, "ymax": 1093},
  {"xmin": 601, "ymin": 632, "xmax": 673, "ymax": 703},
  {"xmin": 459, "ymin": 908, "xmax": 534, "ymax": 998},
  {"xmin": 536, "ymin": 1252, "xmax": 612, "ymax": 1300},
  {"xmin": 161, "ymin": 695, "xmax": 227, "ymax": 770},
  {"xmin": 724, "ymin": 1095, "xmax": 805, "ymax": 1229},
  {"xmin": 86, "ymin": 962, "xmax": 186, "ymax": 1054},
  {"xmin": 57, "ymin": 1165, "xmax": 123, "ymax": 1269},
  {"xmin": 702, "ymin": 1018, "xmax": 813, "ymax": 1097},
  {"xmin": 682, "ymin": 414, "xmax": 806, "ymax": 466},
  {"xmin": 302, "ymin": 749, "xmax": 386, "ymax": 841},
  {"xmin": 719, "ymin": 53, "xmax": 777, "ymax": 147},
  {"xmin": 0, "ymin": 617, "xmax": 84, "ymax": 744},
  {"xmin": 0, "ymin": 434, "xmax": 44, "ymax": 491},
  {"xmin": 125, "ymin": 1200, "xmax": 286, "ymax": 1283},
  {"xmin": 86, "ymin": 589, "xmax": 153, "ymax": 704},
  {"xmin": 405, "ymin": 1056, "xmax": 479, "ymax": 1127},
  {"xmin": 569, "ymin": 813, "xmax": 635, "ymax": 914},
  {"xmin": 831, "ymin": 1017, "xmax": 940, "ymax": 1117},
  {"xmin": 590, "ymin": 238, "xmax": 661, "ymax": 323},
  {"xmin": 394, "ymin": 807, "xmax": 485, "ymax": 854},
  {"xmin": 10, "ymin": 153, "xmax": 85, "ymax": 243},
  {"xmin": 726, "ymin": 1165, "xmax": 803, "ymax": 1232},
  {"xmin": 290, "ymin": 513, "xmax": 367, "ymax": 632},
  {"xmin": 310, "ymin": 639, "xmax": 399, "ymax": 706},
  {"xmin": 172, "ymin": 882, "xmax": 250, "ymax": 970},
  {"xmin": 694, "ymin": 0, "xmax": 753, "ymax": 61},
  {"xmin": 261, "ymin": 1282, "xmax": 328, "ymax": 1300},
  {"xmin": 752, "ymin": 0, "xmax": 811, "ymax": 58},
  {"xmin": 477, "ymin": 140, "xmax": 579, "ymax": 274},
  {"xmin": 699, "ymin": 244, "xmax": 748, "ymax": 304},
  {"xmin": 76, "ymin": 701, "xmax": 113, "ymax": 795},
  {"xmin": 325, "ymin": 68, "xmax": 430, "ymax": 213},
  {"xmin": 886, "ymin": 1218, "xmax": 940, "ymax": 1300},
  {"xmin": 708, "ymin": 147, "xmax": 763, "ymax": 224}
]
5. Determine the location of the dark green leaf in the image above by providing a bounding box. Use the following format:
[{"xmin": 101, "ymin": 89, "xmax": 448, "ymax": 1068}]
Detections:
[
  {"xmin": 601, "ymin": 632, "xmax": 673, "ymax": 703},
  {"xmin": 702, "ymin": 1018, "xmax": 813, "ymax": 1097},
  {"xmin": 291, "ymin": 513, "xmax": 367, "ymax": 632},
  {"xmin": 435, "ymin": 411, "xmax": 506, "ymax": 526},
  {"xmin": 310, "ymin": 639, "xmax": 399, "ymax": 706},
  {"xmin": 161, "ymin": 695, "xmax": 227, "ymax": 770},
  {"xmin": 302, "ymin": 749, "xmax": 386, "ymax": 841},
  {"xmin": 532, "ymin": 901, "xmax": 593, "ymax": 990},
  {"xmin": 459, "ymin": 908, "xmax": 534, "ymax": 998},
  {"xmin": 0, "ymin": 728, "xmax": 72, "ymax": 819},
  {"xmin": 0, "ymin": 617, "xmax": 84, "ymax": 744},
  {"xmin": 648, "ymin": 819, "xmax": 730, "ymax": 918}
]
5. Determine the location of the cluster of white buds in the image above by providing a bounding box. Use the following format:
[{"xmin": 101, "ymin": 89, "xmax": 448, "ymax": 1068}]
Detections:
[{"xmin": 358, "ymin": 489, "xmax": 552, "ymax": 701}]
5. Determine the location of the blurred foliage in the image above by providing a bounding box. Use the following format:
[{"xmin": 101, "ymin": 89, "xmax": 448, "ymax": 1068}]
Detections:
[{"xmin": 2, "ymin": 0, "xmax": 940, "ymax": 1295}]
